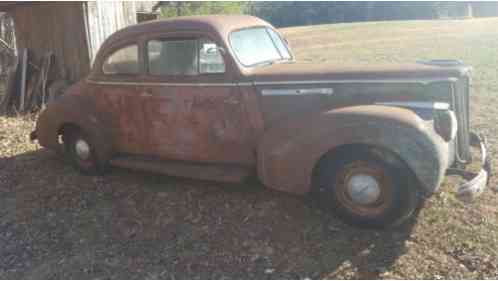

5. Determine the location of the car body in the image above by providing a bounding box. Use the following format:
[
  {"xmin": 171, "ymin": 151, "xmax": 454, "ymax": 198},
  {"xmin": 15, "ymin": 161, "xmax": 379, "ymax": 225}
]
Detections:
[{"xmin": 31, "ymin": 15, "xmax": 490, "ymax": 227}]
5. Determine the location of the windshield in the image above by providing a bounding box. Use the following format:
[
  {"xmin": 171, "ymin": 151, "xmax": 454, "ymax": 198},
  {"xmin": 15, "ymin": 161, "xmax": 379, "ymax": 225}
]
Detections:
[{"xmin": 229, "ymin": 27, "xmax": 292, "ymax": 67}]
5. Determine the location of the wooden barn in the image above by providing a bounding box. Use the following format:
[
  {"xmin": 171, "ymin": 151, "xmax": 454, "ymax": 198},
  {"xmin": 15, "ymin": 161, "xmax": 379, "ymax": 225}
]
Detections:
[
  {"xmin": 0, "ymin": 1, "xmax": 157, "ymax": 81},
  {"xmin": 0, "ymin": 1, "xmax": 157, "ymax": 113}
]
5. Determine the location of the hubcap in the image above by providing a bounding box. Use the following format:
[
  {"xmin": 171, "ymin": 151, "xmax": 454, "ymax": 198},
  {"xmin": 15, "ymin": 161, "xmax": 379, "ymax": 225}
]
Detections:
[
  {"xmin": 346, "ymin": 174, "xmax": 381, "ymax": 205},
  {"xmin": 334, "ymin": 160, "xmax": 392, "ymax": 216},
  {"xmin": 75, "ymin": 139, "xmax": 90, "ymax": 160}
]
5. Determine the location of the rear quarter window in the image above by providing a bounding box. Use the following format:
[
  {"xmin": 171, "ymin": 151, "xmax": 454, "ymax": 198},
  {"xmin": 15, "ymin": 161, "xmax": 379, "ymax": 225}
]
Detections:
[{"xmin": 102, "ymin": 45, "xmax": 139, "ymax": 75}]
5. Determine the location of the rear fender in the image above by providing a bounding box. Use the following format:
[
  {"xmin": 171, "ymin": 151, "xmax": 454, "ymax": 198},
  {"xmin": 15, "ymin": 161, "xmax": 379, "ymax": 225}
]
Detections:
[
  {"xmin": 257, "ymin": 105, "xmax": 448, "ymax": 195},
  {"xmin": 36, "ymin": 85, "xmax": 113, "ymax": 164}
]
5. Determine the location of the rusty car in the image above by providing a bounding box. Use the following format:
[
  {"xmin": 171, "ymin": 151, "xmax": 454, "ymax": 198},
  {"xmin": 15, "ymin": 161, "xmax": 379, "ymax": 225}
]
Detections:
[{"xmin": 30, "ymin": 15, "xmax": 490, "ymax": 227}]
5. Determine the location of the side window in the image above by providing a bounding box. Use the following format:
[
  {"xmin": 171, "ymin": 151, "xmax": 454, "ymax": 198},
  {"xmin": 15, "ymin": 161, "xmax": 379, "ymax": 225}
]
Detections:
[
  {"xmin": 148, "ymin": 39, "xmax": 198, "ymax": 75},
  {"xmin": 147, "ymin": 38, "xmax": 225, "ymax": 76},
  {"xmin": 199, "ymin": 39, "xmax": 225, "ymax": 74},
  {"xmin": 102, "ymin": 45, "xmax": 139, "ymax": 75}
]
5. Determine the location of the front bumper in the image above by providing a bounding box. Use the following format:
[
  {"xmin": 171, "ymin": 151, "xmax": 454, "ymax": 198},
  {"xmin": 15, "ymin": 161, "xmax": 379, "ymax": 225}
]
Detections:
[{"xmin": 447, "ymin": 132, "xmax": 491, "ymax": 202}]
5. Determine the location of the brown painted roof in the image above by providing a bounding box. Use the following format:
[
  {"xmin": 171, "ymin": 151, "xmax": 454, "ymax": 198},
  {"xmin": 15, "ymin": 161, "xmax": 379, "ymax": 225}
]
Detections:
[{"xmin": 104, "ymin": 15, "xmax": 271, "ymax": 46}]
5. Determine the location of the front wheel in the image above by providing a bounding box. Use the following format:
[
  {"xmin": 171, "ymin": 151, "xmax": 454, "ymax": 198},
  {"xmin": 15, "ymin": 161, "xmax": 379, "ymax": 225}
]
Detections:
[{"xmin": 313, "ymin": 146, "xmax": 421, "ymax": 228}]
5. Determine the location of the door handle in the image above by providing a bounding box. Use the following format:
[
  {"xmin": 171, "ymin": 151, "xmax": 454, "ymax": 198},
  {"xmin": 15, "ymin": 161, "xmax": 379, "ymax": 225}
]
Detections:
[
  {"xmin": 140, "ymin": 90, "xmax": 152, "ymax": 97},
  {"xmin": 223, "ymin": 97, "xmax": 239, "ymax": 105}
]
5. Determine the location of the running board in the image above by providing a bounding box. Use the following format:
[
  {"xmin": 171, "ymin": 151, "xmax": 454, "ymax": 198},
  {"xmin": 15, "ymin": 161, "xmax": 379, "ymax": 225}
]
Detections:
[{"xmin": 110, "ymin": 156, "xmax": 252, "ymax": 183}]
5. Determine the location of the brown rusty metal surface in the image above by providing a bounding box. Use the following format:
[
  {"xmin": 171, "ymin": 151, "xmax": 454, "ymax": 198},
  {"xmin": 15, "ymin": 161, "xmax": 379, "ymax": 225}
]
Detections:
[
  {"xmin": 243, "ymin": 61, "xmax": 471, "ymax": 81},
  {"xmin": 34, "ymin": 15, "xmax": 463, "ymax": 194},
  {"xmin": 35, "ymin": 16, "xmax": 272, "ymax": 173},
  {"xmin": 92, "ymin": 83, "xmax": 144, "ymax": 155},
  {"xmin": 89, "ymin": 80, "xmax": 259, "ymax": 165},
  {"xmin": 138, "ymin": 84, "xmax": 254, "ymax": 164},
  {"xmin": 257, "ymin": 105, "xmax": 449, "ymax": 195},
  {"xmin": 35, "ymin": 81, "xmax": 113, "ymax": 166}
]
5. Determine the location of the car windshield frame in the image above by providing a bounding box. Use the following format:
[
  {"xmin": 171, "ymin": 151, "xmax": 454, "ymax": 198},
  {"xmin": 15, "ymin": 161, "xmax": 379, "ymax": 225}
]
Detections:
[{"xmin": 228, "ymin": 26, "xmax": 293, "ymax": 68}]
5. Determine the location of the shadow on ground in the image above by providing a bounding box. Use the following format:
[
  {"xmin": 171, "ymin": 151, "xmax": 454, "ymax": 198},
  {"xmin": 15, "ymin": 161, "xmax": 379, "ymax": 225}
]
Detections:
[{"xmin": 1, "ymin": 148, "xmax": 422, "ymax": 279}]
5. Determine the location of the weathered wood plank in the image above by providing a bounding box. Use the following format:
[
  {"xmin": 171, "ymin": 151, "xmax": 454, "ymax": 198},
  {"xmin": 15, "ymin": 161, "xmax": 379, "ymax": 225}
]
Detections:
[
  {"xmin": 18, "ymin": 48, "xmax": 26, "ymax": 112},
  {"xmin": 11, "ymin": 2, "xmax": 90, "ymax": 82},
  {"xmin": 86, "ymin": 1, "xmax": 138, "ymax": 63}
]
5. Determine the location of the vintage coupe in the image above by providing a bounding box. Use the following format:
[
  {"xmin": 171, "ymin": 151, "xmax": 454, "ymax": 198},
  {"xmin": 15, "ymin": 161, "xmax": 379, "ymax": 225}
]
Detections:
[{"xmin": 31, "ymin": 15, "xmax": 490, "ymax": 227}]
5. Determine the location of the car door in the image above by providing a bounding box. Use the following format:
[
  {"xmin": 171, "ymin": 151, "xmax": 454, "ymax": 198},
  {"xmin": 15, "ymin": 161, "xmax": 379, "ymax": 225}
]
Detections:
[
  {"xmin": 140, "ymin": 34, "xmax": 254, "ymax": 165},
  {"xmin": 92, "ymin": 42, "xmax": 147, "ymax": 155}
]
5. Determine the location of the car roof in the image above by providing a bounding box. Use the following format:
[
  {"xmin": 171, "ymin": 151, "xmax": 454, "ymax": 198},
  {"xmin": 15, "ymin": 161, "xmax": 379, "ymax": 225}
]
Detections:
[
  {"xmin": 90, "ymin": 15, "xmax": 274, "ymax": 78},
  {"xmin": 103, "ymin": 15, "xmax": 271, "ymax": 46}
]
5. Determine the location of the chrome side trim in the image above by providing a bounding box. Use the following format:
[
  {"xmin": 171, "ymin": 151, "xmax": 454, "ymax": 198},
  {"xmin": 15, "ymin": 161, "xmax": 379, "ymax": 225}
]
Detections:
[
  {"xmin": 254, "ymin": 78, "xmax": 458, "ymax": 86},
  {"xmin": 375, "ymin": 101, "xmax": 450, "ymax": 110},
  {"xmin": 237, "ymin": 82, "xmax": 254, "ymax": 86},
  {"xmin": 261, "ymin": 88, "xmax": 334, "ymax": 96},
  {"xmin": 87, "ymin": 77, "xmax": 458, "ymax": 87}
]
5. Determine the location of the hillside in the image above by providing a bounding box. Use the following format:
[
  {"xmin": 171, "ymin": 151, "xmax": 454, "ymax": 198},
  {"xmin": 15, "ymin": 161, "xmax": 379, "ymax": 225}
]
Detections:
[{"xmin": 283, "ymin": 17, "xmax": 498, "ymax": 96}]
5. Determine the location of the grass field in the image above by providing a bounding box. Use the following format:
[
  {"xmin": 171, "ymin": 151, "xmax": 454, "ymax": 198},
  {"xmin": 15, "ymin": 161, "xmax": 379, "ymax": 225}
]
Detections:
[{"xmin": 1, "ymin": 18, "xmax": 498, "ymax": 279}]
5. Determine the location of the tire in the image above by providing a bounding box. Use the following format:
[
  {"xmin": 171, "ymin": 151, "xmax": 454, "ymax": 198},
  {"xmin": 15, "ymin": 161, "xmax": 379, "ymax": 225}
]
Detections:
[
  {"xmin": 64, "ymin": 128, "xmax": 105, "ymax": 175},
  {"xmin": 313, "ymin": 146, "xmax": 420, "ymax": 228}
]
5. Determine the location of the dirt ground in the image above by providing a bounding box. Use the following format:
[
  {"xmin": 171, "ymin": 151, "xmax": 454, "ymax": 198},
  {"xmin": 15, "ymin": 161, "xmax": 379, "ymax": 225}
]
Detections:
[{"xmin": 1, "ymin": 18, "xmax": 498, "ymax": 279}]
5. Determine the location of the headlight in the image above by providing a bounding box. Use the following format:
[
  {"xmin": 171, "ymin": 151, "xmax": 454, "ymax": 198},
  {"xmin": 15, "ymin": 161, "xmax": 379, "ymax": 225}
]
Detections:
[{"xmin": 434, "ymin": 110, "xmax": 458, "ymax": 142}]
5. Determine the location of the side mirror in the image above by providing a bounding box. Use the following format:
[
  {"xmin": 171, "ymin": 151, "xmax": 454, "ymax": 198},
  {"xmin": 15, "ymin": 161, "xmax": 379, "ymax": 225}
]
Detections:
[{"xmin": 283, "ymin": 37, "xmax": 290, "ymax": 46}]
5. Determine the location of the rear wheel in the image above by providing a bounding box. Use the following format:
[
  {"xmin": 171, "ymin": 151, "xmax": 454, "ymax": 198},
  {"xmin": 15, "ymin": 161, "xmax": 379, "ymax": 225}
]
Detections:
[
  {"xmin": 64, "ymin": 129, "xmax": 105, "ymax": 175},
  {"xmin": 313, "ymin": 146, "xmax": 420, "ymax": 228}
]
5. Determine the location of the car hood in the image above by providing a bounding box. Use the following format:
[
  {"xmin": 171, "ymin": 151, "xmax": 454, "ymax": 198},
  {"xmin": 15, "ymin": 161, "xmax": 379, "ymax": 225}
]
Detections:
[{"xmin": 244, "ymin": 62, "xmax": 470, "ymax": 83}]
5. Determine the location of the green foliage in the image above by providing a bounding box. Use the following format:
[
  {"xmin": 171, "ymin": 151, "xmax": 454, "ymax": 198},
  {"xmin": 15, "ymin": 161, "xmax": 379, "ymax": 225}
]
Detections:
[
  {"xmin": 155, "ymin": 1, "xmax": 498, "ymax": 28},
  {"xmin": 246, "ymin": 2, "xmax": 498, "ymax": 28},
  {"xmin": 157, "ymin": 2, "xmax": 248, "ymax": 18}
]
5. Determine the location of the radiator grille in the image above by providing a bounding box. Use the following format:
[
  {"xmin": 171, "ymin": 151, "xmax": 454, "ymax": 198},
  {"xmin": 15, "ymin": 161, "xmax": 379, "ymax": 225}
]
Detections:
[{"xmin": 454, "ymin": 76, "xmax": 472, "ymax": 162}]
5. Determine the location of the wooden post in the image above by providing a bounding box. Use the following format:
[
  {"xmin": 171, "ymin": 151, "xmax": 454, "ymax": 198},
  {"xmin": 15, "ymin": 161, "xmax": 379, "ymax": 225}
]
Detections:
[{"xmin": 18, "ymin": 48, "xmax": 26, "ymax": 112}]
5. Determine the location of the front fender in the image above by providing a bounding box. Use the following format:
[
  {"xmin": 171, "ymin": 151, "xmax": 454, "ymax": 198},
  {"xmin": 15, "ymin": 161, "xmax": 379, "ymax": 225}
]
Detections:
[
  {"xmin": 257, "ymin": 105, "xmax": 448, "ymax": 195},
  {"xmin": 35, "ymin": 86, "xmax": 112, "ymax": 164}
]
